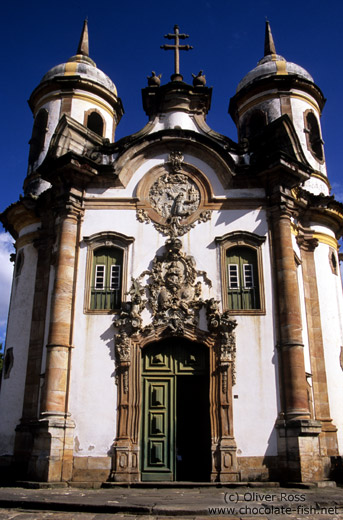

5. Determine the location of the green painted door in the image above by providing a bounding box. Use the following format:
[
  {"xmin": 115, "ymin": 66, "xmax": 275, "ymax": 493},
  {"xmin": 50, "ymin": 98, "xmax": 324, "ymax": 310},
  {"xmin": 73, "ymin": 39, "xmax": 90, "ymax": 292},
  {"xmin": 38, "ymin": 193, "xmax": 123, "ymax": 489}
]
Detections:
[
  {"xmin": 141, "ymin": 339, "xmax": 210, "ymax": 482},
  {"xmin": 142, "ymin": 378, "xmax": 175, "ymax": 481}
]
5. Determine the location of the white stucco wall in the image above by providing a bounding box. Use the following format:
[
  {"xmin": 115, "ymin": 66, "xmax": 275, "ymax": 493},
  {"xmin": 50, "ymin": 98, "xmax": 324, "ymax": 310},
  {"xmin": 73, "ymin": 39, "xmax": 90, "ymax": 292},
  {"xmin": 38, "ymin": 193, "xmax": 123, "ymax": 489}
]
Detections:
[
  {"xmin": 68, "ymin": 159, "xmax": 278, "ymax": 458},
  {"xmin": 0, "ymin": 242, "xmax": 38, "ymax": 455},
  {"xmin": 233, "ymin": 237, "xmax": 279, "ymax": 457},
  {"xmin": 315, "ymin": 240, "xmax": 343, "ymax": 453}
]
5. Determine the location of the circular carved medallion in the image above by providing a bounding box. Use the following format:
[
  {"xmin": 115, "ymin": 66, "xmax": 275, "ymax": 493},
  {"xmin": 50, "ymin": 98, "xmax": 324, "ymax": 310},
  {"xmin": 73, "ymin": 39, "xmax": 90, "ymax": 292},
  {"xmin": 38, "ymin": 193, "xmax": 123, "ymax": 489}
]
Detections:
[{"xmin": 149, "ymin": 173, "xmax": 200, "ymax": 219}]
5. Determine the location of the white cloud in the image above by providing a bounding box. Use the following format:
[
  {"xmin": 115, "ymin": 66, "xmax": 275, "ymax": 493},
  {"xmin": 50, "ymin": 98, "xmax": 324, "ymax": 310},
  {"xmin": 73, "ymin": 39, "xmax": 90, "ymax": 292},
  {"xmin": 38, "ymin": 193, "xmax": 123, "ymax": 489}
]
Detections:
[{"xmin": 0, "ymin": 232, "xmax": 14, "ymax": 344}]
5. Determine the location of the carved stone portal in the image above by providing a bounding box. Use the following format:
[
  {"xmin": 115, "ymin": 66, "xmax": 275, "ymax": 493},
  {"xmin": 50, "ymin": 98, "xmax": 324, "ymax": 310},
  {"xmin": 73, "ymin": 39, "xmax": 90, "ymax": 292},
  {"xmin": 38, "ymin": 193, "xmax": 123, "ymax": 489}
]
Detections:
[{"xmin": 112, "ymin": 238, "xmax": 239, "ymax": 482}]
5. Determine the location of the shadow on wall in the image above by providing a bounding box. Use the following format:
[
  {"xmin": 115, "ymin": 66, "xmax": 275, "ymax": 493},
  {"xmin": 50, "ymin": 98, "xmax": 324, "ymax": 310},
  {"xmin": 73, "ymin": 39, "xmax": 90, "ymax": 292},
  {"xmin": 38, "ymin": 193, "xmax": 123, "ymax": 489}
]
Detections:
[{"xmin": 100, "ymin": 324, "xmax": 115, "ymax": 378}]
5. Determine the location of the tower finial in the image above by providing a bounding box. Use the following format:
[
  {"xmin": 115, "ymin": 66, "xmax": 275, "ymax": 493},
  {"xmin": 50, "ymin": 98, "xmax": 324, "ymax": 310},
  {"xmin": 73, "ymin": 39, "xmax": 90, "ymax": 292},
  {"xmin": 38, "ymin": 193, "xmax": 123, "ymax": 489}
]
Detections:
[
  {"xmin": 264, "ymin": 20, "xmax": 276, "ymax": 56},
  {"xmin": 77, "ymin": 19, "xmax": 89, "ymax": 56}
]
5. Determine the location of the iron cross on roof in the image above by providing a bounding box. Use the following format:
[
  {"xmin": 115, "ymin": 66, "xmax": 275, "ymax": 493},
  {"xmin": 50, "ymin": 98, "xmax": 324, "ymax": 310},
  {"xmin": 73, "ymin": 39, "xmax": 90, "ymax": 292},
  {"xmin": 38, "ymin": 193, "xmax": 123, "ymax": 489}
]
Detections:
[{"xmin": 161, "ymin": 25, "xmax": 193, "ymax": 81}]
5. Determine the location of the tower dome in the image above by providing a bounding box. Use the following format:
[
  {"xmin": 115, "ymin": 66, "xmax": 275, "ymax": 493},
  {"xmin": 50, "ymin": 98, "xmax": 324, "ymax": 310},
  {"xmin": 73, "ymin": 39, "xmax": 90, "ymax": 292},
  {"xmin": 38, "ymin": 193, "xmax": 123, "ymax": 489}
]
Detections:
[
  {"xmin": 25, "ymin": 20, "xmax": 123, "ymax": 196},
  {"xmin": 229, "ymin": 22, "xmax": 328, "ymax": 194},
  {"xmin": 236, "ymin": 22, "xmax": 313, "ymax": 92}
]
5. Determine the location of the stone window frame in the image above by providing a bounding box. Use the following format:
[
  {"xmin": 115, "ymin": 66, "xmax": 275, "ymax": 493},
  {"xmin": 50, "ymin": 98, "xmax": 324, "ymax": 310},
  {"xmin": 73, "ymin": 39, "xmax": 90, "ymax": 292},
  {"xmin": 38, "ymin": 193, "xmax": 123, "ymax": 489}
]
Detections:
[
  {"xmin": 83, "ymin": 231, "xmax": 134, "ymax": 314},
  {"xmin": 216, "ymin": 231, "xmax": 266, "ymax": 315},
  {"xmin": 84, "ymin": 108, "xmax": 106, "ymax": 138},
  {"xmin": 303, "ymin": 109, "xmax": 324, "ymax": 163}
]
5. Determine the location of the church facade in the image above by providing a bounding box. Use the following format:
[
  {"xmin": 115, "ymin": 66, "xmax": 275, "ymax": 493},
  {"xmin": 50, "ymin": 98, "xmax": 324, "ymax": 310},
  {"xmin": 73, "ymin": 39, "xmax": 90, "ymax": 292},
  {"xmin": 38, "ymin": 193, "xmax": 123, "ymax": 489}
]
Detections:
[{"xmin": 1, "ymin": 21, "xmax": 343, "ymax": 484}]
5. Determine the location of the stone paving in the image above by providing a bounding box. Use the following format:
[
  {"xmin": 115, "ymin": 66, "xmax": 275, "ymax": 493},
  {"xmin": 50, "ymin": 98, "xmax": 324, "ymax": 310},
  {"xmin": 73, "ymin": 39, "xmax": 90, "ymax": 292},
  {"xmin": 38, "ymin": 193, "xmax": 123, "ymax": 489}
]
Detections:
[{"xmin": 0, "ymin": 485, "xmax": 342, "ymax": 519}]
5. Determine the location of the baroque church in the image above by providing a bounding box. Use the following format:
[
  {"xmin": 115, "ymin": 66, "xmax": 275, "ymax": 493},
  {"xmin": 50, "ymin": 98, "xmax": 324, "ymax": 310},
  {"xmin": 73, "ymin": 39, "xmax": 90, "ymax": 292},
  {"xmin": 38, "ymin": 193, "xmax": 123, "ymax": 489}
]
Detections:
[{"xmin": 1, "ymin": 20, "xmax": 343, "ymax": 485}]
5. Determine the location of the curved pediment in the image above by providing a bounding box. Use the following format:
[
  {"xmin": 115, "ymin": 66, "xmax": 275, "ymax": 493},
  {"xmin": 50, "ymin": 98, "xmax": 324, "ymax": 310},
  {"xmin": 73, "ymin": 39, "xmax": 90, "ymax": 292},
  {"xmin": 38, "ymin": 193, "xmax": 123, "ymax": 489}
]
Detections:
[{"xmin": 102, "ymin": 129, "xmax": 239, "ymax": 189}]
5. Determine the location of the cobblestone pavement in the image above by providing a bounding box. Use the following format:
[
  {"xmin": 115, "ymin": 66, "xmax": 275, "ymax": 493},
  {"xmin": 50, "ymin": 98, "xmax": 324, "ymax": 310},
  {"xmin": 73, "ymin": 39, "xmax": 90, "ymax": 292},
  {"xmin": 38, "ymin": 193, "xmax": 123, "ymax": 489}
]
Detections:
[{"xmin": 0, "ymin": 485, "xmax": 342, "ymax": 519}]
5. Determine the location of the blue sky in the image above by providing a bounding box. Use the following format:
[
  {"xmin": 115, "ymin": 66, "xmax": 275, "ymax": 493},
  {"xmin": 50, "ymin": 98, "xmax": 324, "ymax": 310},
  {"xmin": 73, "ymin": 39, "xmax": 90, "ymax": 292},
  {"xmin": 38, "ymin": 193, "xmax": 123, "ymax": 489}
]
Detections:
[{"xmin": 1, "ymin": 0, "xmax": 343, "ymax": 343}]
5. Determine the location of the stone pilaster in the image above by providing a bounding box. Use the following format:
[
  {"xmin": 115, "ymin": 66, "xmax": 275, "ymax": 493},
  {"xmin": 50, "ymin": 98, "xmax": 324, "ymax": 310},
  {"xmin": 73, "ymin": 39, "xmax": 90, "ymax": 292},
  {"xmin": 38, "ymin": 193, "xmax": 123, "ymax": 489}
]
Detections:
[
  {"xmin": 297, "ymin": 233, "xmax": 338, "ymax": 470},
  {"xmin": 28, "ymin": 193, "xmax": 83, "ymax": 482},
  {"xmin": 216, "ymin": 362, "xmax": 238, "ymax": 482},
  {"xmin": 111, "ymin": 338, "xmax": 140, "ymax": 482},
  {"xmin": 269, "ymin": 200, "xmax": 322, "ymax": 482}
]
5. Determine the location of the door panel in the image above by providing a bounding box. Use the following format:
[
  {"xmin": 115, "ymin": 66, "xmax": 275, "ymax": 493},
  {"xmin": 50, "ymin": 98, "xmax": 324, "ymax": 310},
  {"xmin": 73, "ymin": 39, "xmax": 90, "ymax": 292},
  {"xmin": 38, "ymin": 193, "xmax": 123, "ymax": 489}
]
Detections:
[{"xmin": 141, "ymin": 378, "xmax": 174, "ymax": 481}]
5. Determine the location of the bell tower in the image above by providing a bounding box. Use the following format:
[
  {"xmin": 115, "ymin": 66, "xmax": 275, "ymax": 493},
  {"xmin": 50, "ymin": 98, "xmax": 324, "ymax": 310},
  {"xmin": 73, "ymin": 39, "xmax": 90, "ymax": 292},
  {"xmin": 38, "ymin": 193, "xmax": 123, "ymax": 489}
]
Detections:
[
  {"xmin": 25, "ymin": 20, "xmax": 123, "ymax": 196},
  {"xmin": 229, "ymin": 21, "xmax": 328, "ymax": 196}
]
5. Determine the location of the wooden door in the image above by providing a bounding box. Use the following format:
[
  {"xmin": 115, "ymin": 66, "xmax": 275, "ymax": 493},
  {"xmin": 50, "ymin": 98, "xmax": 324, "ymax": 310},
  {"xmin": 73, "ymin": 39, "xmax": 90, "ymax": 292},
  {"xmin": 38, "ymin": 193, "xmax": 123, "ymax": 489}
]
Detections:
[
  {"xmin": 141, "ymin": 339, "xmax": 210, "ymax": 482},
  {"xmin": 141, "ymin": 378, "xmax": 175, "ymax": 481}
]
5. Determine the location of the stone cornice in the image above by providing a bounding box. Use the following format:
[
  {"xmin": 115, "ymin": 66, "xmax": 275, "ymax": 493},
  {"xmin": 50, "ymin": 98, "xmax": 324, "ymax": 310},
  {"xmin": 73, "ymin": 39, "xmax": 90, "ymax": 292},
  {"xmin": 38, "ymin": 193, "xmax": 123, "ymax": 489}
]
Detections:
[
  {"xmin": 0, "ymin": 197, "xmax": 40, "ymax": 239},
  {"xmin": 294, "ymin": 188, "xmax": 343, "ymax": 237},
  {"xmin": 229, "ymin": 75, "xmax": 326, "ymax": 123},
  {"xmin": 141, "ymin": 81, "xmax": 212, "ymax": 117},
  {"xmin": 29, "ymin": 76, "xmax": 124, "ymax": 122}
]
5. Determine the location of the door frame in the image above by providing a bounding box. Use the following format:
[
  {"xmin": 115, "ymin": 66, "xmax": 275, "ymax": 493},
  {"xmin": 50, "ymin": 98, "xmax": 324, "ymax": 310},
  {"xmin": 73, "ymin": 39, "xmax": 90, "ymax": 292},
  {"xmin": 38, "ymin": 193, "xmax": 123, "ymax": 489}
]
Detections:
[{"xmin": 111, "ymin": 324, "xmax": 239, "ymax": 482}]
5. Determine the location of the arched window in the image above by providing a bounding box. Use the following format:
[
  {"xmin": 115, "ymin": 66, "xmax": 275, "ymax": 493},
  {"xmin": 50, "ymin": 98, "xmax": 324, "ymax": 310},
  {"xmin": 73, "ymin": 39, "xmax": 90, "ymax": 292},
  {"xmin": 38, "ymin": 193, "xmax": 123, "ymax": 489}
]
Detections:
[
  {"xmin": 28, "ymin": 109, "xmax": 48, "ymax": 165},
  {"xmin": 86, "ymin": 111, "xmax": 104, "ymax": 137},
  {"xmin": 329, "ymin": 247, "xmax": 338, "ymax": 276},
  {"xmin": 226, "ymin": 246, "xmax": 260, "ymax": 310},
  {"xmin": 304, "ymin": 110, "xmax": 324, "ymax": 162},
  {"xmin": 242, "ymin": 110, "xmax": 266, "ymax": 139},
  {"xmin": 91, "ymin": 247, "xmax": 123, "ymax": 310},
  {"xmin": 216, "ymin": 231, "xmax": 266, "ymax": 314},
  {"xmin": 84, "ymin": 232, "xmax": 134, "ymax": 313}
]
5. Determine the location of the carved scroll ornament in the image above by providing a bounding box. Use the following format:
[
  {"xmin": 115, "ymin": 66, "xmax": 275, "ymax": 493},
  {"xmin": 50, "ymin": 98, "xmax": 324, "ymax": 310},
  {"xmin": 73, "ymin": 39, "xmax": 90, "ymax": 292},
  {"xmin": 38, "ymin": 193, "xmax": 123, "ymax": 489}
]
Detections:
[{"xmin": 114, "ymin": 238, "xmax": 237, "ymax": 383}]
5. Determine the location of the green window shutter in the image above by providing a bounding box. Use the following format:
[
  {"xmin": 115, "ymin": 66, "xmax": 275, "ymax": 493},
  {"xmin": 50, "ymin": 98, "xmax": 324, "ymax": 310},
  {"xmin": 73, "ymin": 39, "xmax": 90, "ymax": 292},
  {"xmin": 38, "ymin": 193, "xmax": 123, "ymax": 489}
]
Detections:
[
  {"xmin": 91, "ymin": 247, "xmax": 123, "ymax": 310},
  {"xmin": 226, "ymin": 246, "xmax": 260, "ymax": 310}
]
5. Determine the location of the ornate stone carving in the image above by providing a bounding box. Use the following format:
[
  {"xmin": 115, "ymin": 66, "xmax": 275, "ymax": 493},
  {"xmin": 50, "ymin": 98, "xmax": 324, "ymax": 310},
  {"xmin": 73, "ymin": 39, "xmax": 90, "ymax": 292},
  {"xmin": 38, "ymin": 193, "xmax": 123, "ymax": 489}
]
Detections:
[
  {"xmin": 152, "ymin": 210, "xmax": 211, "ymax": 237},
  {"xmin": 115, "ymin": 332, "xmax": 131, "ymax": 363},
  {"xmin": 136, "ymin": 157, "xmax": 212, "ymax": 237},
  {"xmin": 146, "ymin": 238, "xmax": 206, "ymax": 334},
  {"xmin": 147, "ymin": 71, "xmax": 162, "ymax": 87},
  {"xmin": 114, "ymin": 278, "xmax": 146, "ymax": 338},
  {"xmin": 192, "ymin": 70, "xmax": 206, "ymax": 86},
  {"xmin": 207, "ymin": 298, "xmax": 237, "ymax": 384},
  {"xmin": 136, "ymin": 209, "xmax": 150, "ymax": 223},
  {"xmin": 114, "ymin": 240, "xmax": 237, "ymax": 381},
  {"xmin": 142, "ymin": 171, "xmax": 212, "ymax": 237},
  {"xmin": 149, "ymin": 173, "xmax": 200, "ymax": 219},
  {"xmin": 168, "ymin": 151, "xmax": 184, "ymax": 172}
]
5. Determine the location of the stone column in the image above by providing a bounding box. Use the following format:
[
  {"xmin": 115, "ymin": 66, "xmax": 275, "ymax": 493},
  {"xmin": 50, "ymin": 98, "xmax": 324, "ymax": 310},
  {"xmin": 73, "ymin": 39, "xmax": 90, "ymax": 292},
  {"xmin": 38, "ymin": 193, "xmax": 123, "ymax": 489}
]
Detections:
[
  {"xmin": 30, "ymin": 194, "xmax": 83, "ymax": 482},
  {"xmin": 270, "ymin": 202, "xmax": 322, "ymax": 482},
  {"xmin": 298, "ymin": 235, "xmax": 338, "ymax": 466},
  {"xmin": 271, "ymin": 205, "xmax": 310, "ymax": 420}
]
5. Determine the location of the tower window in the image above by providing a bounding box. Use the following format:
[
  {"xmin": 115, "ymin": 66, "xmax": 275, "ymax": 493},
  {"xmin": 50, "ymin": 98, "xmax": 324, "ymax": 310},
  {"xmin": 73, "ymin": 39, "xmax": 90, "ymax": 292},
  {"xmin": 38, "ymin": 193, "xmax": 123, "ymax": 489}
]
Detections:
[
  {"xmin": 86, "ymin": 111, "xmax": 104, "ymax": 137},
  {"xmin": 329, "ymin": 248, "xmax": 338, "ymax": 275},
  {"xmin": 304, "ymin": 110, "xmax": 324, "ymax": 162},
  {"xmin": 28, "ymin": 109, "xmax": 48, "ymax": 166},
  {"xmin": 242, "ymin": 110, "xmax": 266, "ymax": 140}
]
